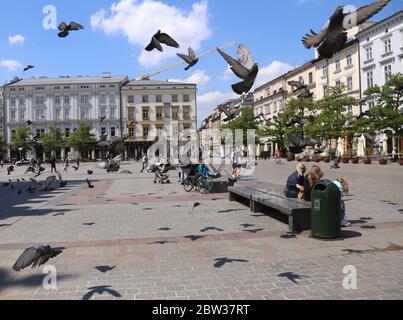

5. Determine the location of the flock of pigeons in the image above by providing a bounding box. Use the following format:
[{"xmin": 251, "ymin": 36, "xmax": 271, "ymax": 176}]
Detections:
[{"xmin": 7, "ymin": 0, "xmax": 392, "ymax": 277}]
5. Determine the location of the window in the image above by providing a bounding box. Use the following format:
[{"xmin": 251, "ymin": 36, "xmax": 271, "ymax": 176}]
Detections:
[
  {"xmin": 335, "ymin": 80, "xmax": 341, "ymax": 87},
  {"xmin": 323, "ymin": 85, "xmax": 329, "ymax": 97},
  {"xmin": 35, "ymin": 109, "xmax": 45, "ymax": 121},
  {"xmin": 335, "ymin": 60, "xmax": 341, "ymax": 71},
  {"xmin": 129, "ymin": 127, "xmax": 135, "ymax": 137},
  {"xmin": 55, "ymin": 96, "xmax": 61, "ymax": 105},
  {"xmin": 172, "ymin": 94, "xmax": 178, "ymax": 103},
  {"xmin": 156, "ymin": 125, "xmax": 163, "ymax": 136},
  {"xmin": 143, "ymin": 126, "xmax": 149, "ymax": 138},
  {"xmin": 367, "ymin": 71, "xmax": 374, "ymax": 88},
  {"xmin": 128, "ymin": 95, "xmax": 135, "ymax": 104},
  {"xmin": 128, "ymin": 107, "xmax": 135, "ymax": 120},
  {"xmin": 80, "ymin": 95, "xmax": 89, "ymax": 104},
  {"xmin": 142, "ymin": 95, "xmax": 149, "ymax": 103},
  {"xmin": 19, "ymin": 110, "xmax": 25, "ymax": 121},
  {"xmin": 347, "ymin": 77, "xmax": 353, "ymax": 92},
  {"xmin": 347, "ymin": 106, "xmax": 353, "ymax": 114},
  {"xmin": 156, "ymin": 95, "xmax": 162, "ymax": 103},
  {"xmin": 100, "ymin": 107, "xmax": 107, "ymax": 118},
  {"xmin": 110, "ymin": 107, "xmax": 116, "ymax": 119},
  {"xmin": 322, "ymin": 65, "xmax": 328, "ymax": 77},
  {"xmin": 142, "ymin": 107, "xmax": 149, "ymax": 120},
  {"xmin": 36, "ymin": 129, "xmax": 45, "ymax": 138},
  {"xmin": 110, "ymin": 127, "xmax": 116, "ymax": 137},
  {"xmin": 368, "ymin": 101, "xmax": 375, "ymax": 109},
  {"xmin": 384, "ymin": 39, "xmax": 392, "ymax": 54},
  {"xmin": 19, "ymin": 97, "xmax": 25, "ymax": 107},
  {"xmin": 183, "ymin": 94, "xmax": 190, "ymax": 102},
  {"xmin": 384, "ymin": 65, "xmax": 392, "ymax": 82},
  {"xmin": 156, "ymin": 107, "xmax": 163, "ymax": 120},
  {"xmin": 366, "ymin": 47, "xmax": 373, "ymax": 61},
  {"xmin": 35, "ymin": 96, "xmax": 45, "ymax": 105},
  {"xmin": 101, "ymin": 127, "xmax": 106, "ymax": 136},
  {"xmin": 100, "ymin": 94, "xmax": 107, "ymax": 104},
  {"xmin": 65, "ymin": 128, "xmax": 70, "ymax": 137},
  {"xmin": 81, "ymin": 107, "xmax": 89, "ymax": 119},
  {"xmin": 172, "ymin": 107, "xmax": 179, "ymax": 119},
  {"xmin": 55, "ymin": 108, "xmax": 61, "ymax": 120},
  {"xmin": 109, "ymin": 93, "xmax": 116, "ymax": 103},
  {"xmin": 64, "ymin": 108, "xmax": 70, "ymax": 119},
  {"xmin": 10, "ymin": 97, "xmax": 16, "ymax": 107},
  {"xmin": 346, "ymin": 54, "xmax": 353, "ymax": 66},
  {"xmin": 64, "ymin": 96, "xmax": 70, "ymax": 104},
  {"xmin": 183, "ymin": 107, "xmax": 190, "ymax": 120}
]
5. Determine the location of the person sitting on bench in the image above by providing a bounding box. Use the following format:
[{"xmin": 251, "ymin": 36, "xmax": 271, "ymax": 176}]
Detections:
[{"xmin": 284, "ymin": 164, "xmax": 306, "ymax": 199}]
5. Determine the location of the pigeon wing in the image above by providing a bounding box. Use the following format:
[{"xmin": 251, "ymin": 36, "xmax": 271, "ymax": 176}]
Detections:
[
  {"xmin": 237, "ymin": 44, "xmax": 254, "ymax": 70},
  {"xmin": 145, "ymin": 36, "xmax": 163, "ymax": 52},
  {"xmin": 188, "ymin": 47, "xmax": 196, "ymax": 59},
  {"xmin": 302, "ymin": 27, "xmax": 328, "ymax": 49},
  {"xmin": 177, "ymin": 53, "xmax": 193, "ymax": 64},
  {"xmin": 345, "ymin": 0, "xmax": 390, "ymax": 29},
  {"xmin": 13, "ymin": 247, "xmax": 39, "ymax": 272},
  {"xmin": 217, "ymin": 48, "xmax": 249, "ymax": 79},
  {"xmin": 289, "ymin": 134, "xmax": 303, "ymax": 147},
  {"xmin": 231, "ymin": 64, "xmax": 259, "ymax": 95},
  {"xmin": 69, "ymin": 22, "xmax": 84, "ymax": 30},
  {"xmin": 158, "ymin": 32, "xmax": 180, "ymax": 48}
]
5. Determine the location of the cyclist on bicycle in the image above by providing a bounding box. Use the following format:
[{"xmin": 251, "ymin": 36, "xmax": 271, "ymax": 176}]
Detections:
[{"xmin": 197, "ymin": 160, "xmax": 210, "ymax": 178}]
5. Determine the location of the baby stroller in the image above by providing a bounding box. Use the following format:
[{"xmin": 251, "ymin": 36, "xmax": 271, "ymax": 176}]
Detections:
[{"xmin": 153, "ymin": 163, "xmax": 171, "ymax": 184}]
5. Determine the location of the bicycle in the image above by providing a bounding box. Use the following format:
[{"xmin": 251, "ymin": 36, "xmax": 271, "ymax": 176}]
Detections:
[{"xmin": 184, "ymin": 175, "xmax": 214, "ymax": 194}]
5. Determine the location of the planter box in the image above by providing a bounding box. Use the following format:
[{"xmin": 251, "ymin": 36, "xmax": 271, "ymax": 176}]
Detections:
[
  {"xmin": 315, "ymin": 159, "xmax": 321, "ymax": 163},
  {"xmin": 352, "ymin": 159, "xmax": 359, "ymax": 164},
  {"xmin": 304, "ymin": 158, "xmax": 311, "ymax": 163},
  {"xmin": 324, "ymin": 158, "xmax": 330, "ymax": 163},
  {"xmin": 342, "ymin": 159, "xmax": 350, "ymax": 164},
  {"xmin": 296, "ymin": 158, "xmax": 302, "ymax": 162},
  {"xmin": 399, "ymin": 160, "xmax": 403, "ymax": 166},
  {"xmin": 378, "ymin": 159, "xmax": 388, "ymax": 165},
  {"xmin": 363, "ymin": 160, "xmax": 372, "ymax": 165},
  {"xmin": 287, "ymin": 158, "xmax": 292, "ymax": 162}
]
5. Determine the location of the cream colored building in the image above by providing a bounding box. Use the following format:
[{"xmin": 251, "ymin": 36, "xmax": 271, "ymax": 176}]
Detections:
[{"xmin": 121, "ymin": 80, "xmax": 197, "ymax": 160}]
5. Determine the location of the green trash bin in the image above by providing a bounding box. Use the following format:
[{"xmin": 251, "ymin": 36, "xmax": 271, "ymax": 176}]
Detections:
[{"xmin": 311, "ymin": 180, "xmax": 342, "ymax": 240}]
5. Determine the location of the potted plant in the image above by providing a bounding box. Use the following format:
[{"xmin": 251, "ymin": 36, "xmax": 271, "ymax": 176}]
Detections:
[
  {"xmin": 296, "ymin": 156, "xmax": 302, "ymax": 162},
  {"xmin": 304, "ymin": 157, "xmax": 311, "ymax": 162},
  {"xmin": 352, "ymin": 158, "xmax": 359, "ymax": 164},
  {"xmin": 315, "ymin": 157, "xmax": 321, "ymax": 163},
  {"xmin": 287, "ymin": 156, "xmax": 292, "ymax": 162},
  {"xmin": 363, "ymin": 158, "xmax": 372, "ymax": 165},
  {"xmin": 324, "ymin": 157, "xmax": 330, "ymax": 163},
  {"xmin": 378, "ymin": 158, "xmax": 388, "ymax": 165},
  {"xmin": 399, "ymin": 159, "xmax": 403, "ymax": 166},
  {"xmin": 342, "ymin": 158, "xmax": 350, "ymax": 164}
]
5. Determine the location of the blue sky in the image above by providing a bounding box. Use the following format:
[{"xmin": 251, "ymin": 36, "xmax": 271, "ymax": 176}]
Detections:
[{"xmin": 0, "ymin": 0, "xmax": 400, "ymax": 122}]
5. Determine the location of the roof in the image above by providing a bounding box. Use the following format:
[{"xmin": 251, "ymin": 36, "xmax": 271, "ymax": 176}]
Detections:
[
  {"xmin": 6, "ymin": 75, "xmax": 128, "ymax": 86},
  {"xmin": 356, "ymin": 10, "xmax": 403, "ymax": 37},
  {"xmin": 124, "ymin": 80, "xmax": 197, "ymax": 87}
]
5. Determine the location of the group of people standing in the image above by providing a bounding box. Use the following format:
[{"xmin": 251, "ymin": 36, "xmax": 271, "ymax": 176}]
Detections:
[{"xmin": 285, "ymin": 163, "xmax": 351, "ymax": 227}]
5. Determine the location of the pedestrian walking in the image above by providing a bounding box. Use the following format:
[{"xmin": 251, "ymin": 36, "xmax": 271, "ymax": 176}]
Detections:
[
  {"xmin": 50, "ymin": 156, "xmax": 57, "ymax": 174},
  {"xmin": 141, "ymin": 154, "xmax": 148, "ymax": 173}
]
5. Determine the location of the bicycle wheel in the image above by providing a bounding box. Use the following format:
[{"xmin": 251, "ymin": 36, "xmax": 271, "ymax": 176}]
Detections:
[
  {"xmin": 183, "ymin": 177, "xmax": 195, "ymax": 192},
  {"xmin": 198, "ymin": 178, "xmax": 214, "ymax": 194}
]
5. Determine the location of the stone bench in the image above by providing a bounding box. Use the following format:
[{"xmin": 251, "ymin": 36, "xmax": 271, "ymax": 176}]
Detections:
[{"xmin": 228, "ymin": 186, "xmax": 311, "ymax": 232}]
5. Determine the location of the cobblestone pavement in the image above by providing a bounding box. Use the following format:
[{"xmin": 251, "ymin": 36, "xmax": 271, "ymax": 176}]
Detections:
[{"xmin": 0, "ymin": 161, "xmax": 402, "ymax": 300}]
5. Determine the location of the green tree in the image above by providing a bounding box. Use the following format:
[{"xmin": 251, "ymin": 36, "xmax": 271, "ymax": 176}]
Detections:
[
  {"xmin": 356, "ymin": 73, "xmax": 403, "ymax": 139},
  {"xmin": 306, "ymin": 84, "xmax": 359, "ymax": 146},
  {"xmin": 259, "ymin": 112, "xmax": 290, "ymax": 153},
  {"xmin": 11, "ymin": 127, "xmax": 33, "ymax": 158},
  {"xmin": 114, "ymin": 142, "xmax": 126, "ymax": 156},
  {"xmin": 68, "ymin": 124, "xmax": 96, "ymax": 159},
  {"xmin": 43, "ymin": 126, "xmax": 63, "ymax": 157},
  {"xmin": 0, "ymin": 134, "xmax": 7, "ymax": 159},
  {"xmin": 220, "ymin": 107, "xmax": 260, "ymax": 145}
]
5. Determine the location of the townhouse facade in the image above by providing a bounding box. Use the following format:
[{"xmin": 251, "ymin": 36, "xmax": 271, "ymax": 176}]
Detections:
[
  {"xmin": 357, "ymin": 10, "xmax": 403, "ymax": 154},
  {"xmin": 0, "ymin": 86, "xmax": 4, "ymax": 139},
  {"xmin": 121, "ymin": 80, "xmax": 197, "ymax": 160}
]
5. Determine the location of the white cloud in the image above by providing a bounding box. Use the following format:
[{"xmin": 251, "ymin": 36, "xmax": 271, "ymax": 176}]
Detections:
[
  {"xmin": 91, "ymin": 0, "xmax": 212, "ymax": 67},
  {"xmin": 9, "ymin": 34, "xmax": 25, "ymax": 45},
  {"xmin": 220, "ymin": 65, "xmax": 234, "ymax": 81},
  {"xmin": 0, "ymin": 60, "xmax": 22, "ymax": 71},
  {"xmin": 170, "ymin": 69, "xmax": 210, "ymax": 87},
  {"xmin": 254, "ymin": 61, "xmax": 294, "ymax": 88}
]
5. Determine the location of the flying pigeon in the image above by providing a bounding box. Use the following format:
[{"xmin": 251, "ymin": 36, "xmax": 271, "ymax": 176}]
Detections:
[
  {"xmin": 23, "ymin": 65, "xmax": 34, "ymax": 72},
  {"xmin": 145, "ymin": 30, "xmax": 180, "ymax": 52},
  {"xmin": 177, "ymin": 47, "xmax": 199, "ymax": 71},
  {"xmin": 100, "ymin": 116, "xmax": 106, "ymax": 123},
  {"xmin": 57, "ymin": 171, "xmax": 67, "ymax": 187},
  {"xmin": 302, "ymin": 0, "xmax": 391, "ymax": 58},
  {"xmin": 289, "ymin": 134, "xmax": 319, "ymax": 154},
  {"xmin": 217, "ymin": 45, "xmax": 259, "ymax": 95},
  {"xmin": 297, "ymin": 87, "xmax": 314, "ymax": 99},
  {"xmin": 30, "ymin": 176, "xmax": 56, "ymax": 191},
  {"xmin": 13, "ymin": 245, "xmax": 64, "ymax": 272},
  {"xmin": 58, "ymin": 22, "xmax": 84, "ymax": 38},
  {"xmin": 86, "ymin": 178, "xmax": 94, "ymax": 189},
  {"xmin": 288, "ymin": 80, "xmax": 307, "ymax": 93}
]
